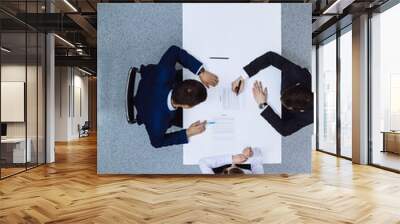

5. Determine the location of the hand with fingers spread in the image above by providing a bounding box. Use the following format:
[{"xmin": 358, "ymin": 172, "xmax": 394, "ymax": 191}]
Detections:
[
  {"xmin": 186, "ymin": 120, "xmax": 207, "ymax": 138},
  {"xmin": 199, "ymin": 70, "xmax": 219, "ymax": 88},
  {"xmin": 252, "ymin": 80, "xmax": 268, "ymax": 105},
  {"xmin": 231, "ymin": 76, "xmax": 245, "ymax": 95}
]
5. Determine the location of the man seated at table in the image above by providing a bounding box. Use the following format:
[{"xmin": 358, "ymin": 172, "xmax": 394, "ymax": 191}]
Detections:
[
  {"xmin": 134, "ymin": 45, "xmax": 219, "ymax": 148},
  {"xmin": 198, "ymin": 147, "xmax": 264, "ymax": 174},
  {"xmin": 231, "ymin": 51, "xmax": 313, "ymax": 137}
]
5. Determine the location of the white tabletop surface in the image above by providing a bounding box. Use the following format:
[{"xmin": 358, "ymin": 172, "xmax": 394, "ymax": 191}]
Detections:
[{"xmin": 182, "ymin": 3, "xmax": 282, "ymax": 165}]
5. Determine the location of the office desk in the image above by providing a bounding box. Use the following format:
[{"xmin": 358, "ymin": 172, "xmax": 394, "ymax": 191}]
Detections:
[
  {"xmin": 1, "ymin": 138, "xmax": 32, "ymax": 163},
  {"xmin": 182, "ymin": 4, "xmax": 282, "ymax": 165}
]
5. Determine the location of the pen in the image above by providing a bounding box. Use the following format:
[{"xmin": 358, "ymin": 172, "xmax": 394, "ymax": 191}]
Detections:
[
  {"xmin": 235, "ymin": 80, "xmax": 242, "ymax": 95},
  {"xmin": 207, "ymin": 121, "xmax": 216, "ymax": 125},
  {"xmin": 209, "ymin": 57, "xmax": 229, "ymax": 60}
]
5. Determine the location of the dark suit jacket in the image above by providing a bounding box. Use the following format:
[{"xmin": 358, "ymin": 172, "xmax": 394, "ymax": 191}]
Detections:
[
  {"xmin": 135, "ymin": 45, "xmax": 203, "ymax": 148},
  {"xmin": 243, "ymin": 51, "xmax": 313, "ymax": 136}
]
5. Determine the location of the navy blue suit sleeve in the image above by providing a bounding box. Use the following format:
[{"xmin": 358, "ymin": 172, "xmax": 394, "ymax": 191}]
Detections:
[
  {"xmin": 145, "ymin": 116, "xmax": 188, "ymax": 148},
  {"xmin": 243, "ymin": 51, "xmax": 302, "ymax": 79},
  {"xmin": 260, "ymin": 107, "xmax": 307, "ymax": 137},
  {"xmin": 158, "ymin": 45, "xmax": 203, "ymax": 76}
]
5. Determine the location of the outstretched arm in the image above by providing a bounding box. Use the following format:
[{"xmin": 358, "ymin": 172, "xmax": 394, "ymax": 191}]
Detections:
[
  {"xmin": 243, "ymin": 51, "xmax": 301, "ymax": 78},
  {"xmin": 158, "ymin": 45, "xmax": 219, "ymax": 87},
  {"xmin": 158, "ymin": 45, "xmax": 203, "ymax": 75},
  {"xmin": 147, "ymin": 127, "xmax": 188, "ymax": 148},
  {"xmin": 145, "ymin": 115, "xmax": 189, "ymax": 148},
  {"xmin": 232, "ymin": 51, "xmax": 302, "ymax": 94},
  {"xmin": 260, "ymin": 107, "xmax": 308, "ymax": 137},
  {"xmin": 198, "ymin": 154, "xmax": 232, "ymax": 174}
]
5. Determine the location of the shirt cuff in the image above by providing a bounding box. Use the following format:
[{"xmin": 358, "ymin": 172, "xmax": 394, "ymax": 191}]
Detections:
[
  {"xmin": 241, "ymin": 68, "xmax": 250, "ymax": 79},
  {"xmin": 195, "ymin": 65, "xmax": 204, "ymax": 76}
]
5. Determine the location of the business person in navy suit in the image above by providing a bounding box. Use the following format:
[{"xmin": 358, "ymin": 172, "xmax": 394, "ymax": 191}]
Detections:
[
  {"xmin": 135, "ymin": 45, "xmax": 219, "ymax": 148},
  {"xmin": 232, "ymin": 51, "xmax": 313, "ymax": 136}
]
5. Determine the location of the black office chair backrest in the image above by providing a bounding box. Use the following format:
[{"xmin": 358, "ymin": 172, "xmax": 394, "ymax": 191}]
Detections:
[
  {"xmin": 125, "ymin": 67, "xmax": 139, "ymax": 124},
  {"xmin": 82, "ymin": 121, "xmax": 90, "ymax": 130}
]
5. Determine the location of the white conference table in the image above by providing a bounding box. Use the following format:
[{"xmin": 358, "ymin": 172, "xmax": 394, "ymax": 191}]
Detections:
[{"xmin": 182, "ymin": 3, "xmax": 283, "ymax": 165}]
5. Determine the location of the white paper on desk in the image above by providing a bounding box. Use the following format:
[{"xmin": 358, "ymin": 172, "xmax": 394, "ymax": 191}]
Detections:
[
  {"xmin": 210, "ymin": 114, "xmax": 236, "ymax": 140},
  {"xmin": 219, "ymin": 88, "xmax": 241, "ymax": 110},
  {"xmin": 182, "ymin": 3, "xmax": 282, "ymax": 165}
]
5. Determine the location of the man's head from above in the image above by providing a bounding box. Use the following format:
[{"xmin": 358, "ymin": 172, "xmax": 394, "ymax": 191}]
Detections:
[
  {"xmin": 223, "ymin": 166, "xmax": 245, "ymax": 175},
  {"xmin": 281, "ymin": 83, "xmax": 313, "ymax": 112},
  {"xmin": 172, "ymin": 79, "xmax": 207, "ymax": 109}
]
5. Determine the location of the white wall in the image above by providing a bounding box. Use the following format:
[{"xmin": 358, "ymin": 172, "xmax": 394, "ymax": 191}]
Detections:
[{"xmin": 54, "ymin": 67, "xmax": 89, "ymax": 141}]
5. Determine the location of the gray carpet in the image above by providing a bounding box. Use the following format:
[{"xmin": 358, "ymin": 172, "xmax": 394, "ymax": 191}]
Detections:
[{"xmin": 97, "ymin": 3, "xmax": 312, "ymax": 174}]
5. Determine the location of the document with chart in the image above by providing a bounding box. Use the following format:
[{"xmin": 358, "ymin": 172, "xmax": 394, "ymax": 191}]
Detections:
[{"xmin": 182, "ymin": 3, "xmax": 282, "ymax": 165}]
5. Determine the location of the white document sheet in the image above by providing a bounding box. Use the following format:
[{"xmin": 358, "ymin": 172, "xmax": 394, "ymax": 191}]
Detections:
[
  {"xmin": 182, "ymin": 3, "xmax": 282, "ymax": 165},
  {"xmin": 210, "ymin": 115, "xmax": 236, "ymax": 140},
  {"xmin": 220, "ymin": 87, "xmax": 241, "ymax": 110}
]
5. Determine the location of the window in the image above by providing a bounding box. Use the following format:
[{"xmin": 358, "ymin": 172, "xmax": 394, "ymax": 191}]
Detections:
[
  {"xmin": 370, "ymin": 3, "xmax": 400, "ymax": 171},
  {"xmin": 339, "ymin": 28, "xmax": 352, "ymax": 158},
  {"xmin": 316, "ymin": 25, "xmax": 353, "ymax": 159},
  {"xmin": 317, "ymin": 36, "xmax": 337, "ymax": 154}
]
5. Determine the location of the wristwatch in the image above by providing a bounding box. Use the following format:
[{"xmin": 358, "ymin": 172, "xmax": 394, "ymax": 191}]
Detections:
[{"xmin": 259, "ymin": 102, "xmax": 268, "ymax": 109}]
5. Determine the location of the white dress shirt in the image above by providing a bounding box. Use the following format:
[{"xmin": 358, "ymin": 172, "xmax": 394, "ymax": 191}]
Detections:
[
  {"xmin": 167, "ymin": 90, "xmax": 175, "ymax": 111},
  {"xmin": 198, "ymin": 148, "xmax": 264, "ymax": 174},
  {"xmin": 195, "ymin": 65, "xmax": 204, "ymax": 77},
  {"xmin": 241, "ymin": 68, "xmax": 250, "ymax": 79}
]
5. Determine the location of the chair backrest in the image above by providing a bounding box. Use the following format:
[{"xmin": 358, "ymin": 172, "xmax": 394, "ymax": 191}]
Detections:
[
  {"xmin": 82, "ymin": 121, "xmax": 90, "ymax": 129},
  {"xmin": 125, "ymin": 67, "xmax": 139, "ymax": 124}
]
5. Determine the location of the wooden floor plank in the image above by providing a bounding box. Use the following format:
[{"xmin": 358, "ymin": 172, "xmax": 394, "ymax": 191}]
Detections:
[{"xmin": 0, "ymin": 135, "xmax": 400, "ymax": 224}]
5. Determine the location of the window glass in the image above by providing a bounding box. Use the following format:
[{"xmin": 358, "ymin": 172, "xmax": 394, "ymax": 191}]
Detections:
[
  {"xmin": 340, "ymin": 29, "xmax": 352, "ymax": 158},
  {"xmin": 318, "ymin": 36, "xmax": 337, "ymax": 154},
  {"xmin": 371, "ymin": 3, "xmax": 400, "ymax": 171}
]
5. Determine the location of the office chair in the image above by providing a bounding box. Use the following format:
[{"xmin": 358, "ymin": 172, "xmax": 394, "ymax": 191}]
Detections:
[
  {"xmin": 78, "ymin": 121, "xmax": 90, "ymax": 138},
  {"xmin": 126, "ymin": 66, "xmax": 140, "ymax": 124}
]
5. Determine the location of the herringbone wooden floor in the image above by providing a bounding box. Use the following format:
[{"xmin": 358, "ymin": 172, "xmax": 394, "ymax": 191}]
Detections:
[{"xmin": 1, "ymin": 135, "xmax": 400, "ymax": 224}]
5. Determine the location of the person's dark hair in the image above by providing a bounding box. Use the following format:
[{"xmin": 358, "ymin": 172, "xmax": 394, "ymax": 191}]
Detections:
[
  {"xmin": 222, "ymin": 167, "xmax": 245, "ymax": 175},
  {"xmin": 281, "ymin": 84, "xmax": 313, "ymax": 112},
  {"xmin": 172, "ymin": 79, "xmax": 207, "ymax": 107}
]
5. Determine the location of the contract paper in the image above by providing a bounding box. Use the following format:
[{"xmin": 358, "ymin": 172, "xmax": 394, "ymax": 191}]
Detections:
[
  {"xmin": 182, "ymin": 4, "xmax": 282, "ymax": 165},
  {"xmin": 220, "ymin": 88, "xmax": 241, "ymax": 110}
]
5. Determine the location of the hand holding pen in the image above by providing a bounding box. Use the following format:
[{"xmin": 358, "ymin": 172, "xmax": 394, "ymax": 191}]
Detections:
[{"xmin": 231, "ymin": 76, "xmax": 245, "ymax": 95}]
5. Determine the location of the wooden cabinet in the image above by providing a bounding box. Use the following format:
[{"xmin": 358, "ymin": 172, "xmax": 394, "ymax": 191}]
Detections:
[{"xmin": 382, "ymin": 132, "xmax": 400, "ymax": 154}]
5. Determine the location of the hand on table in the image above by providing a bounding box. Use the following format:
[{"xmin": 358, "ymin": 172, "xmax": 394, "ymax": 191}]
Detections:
[
  {"xmin": 186, "ymin": 120, "xmax": 207, "ymax": 138},
  {"xmin": 252, "ymin": 80, "xmax": 268, "ymax": 105},
  {"xmin": 199, "ymin": 70, "xmax": 219, "ymax": 88},
  {"xmin": 242, "ymin": 147, "xmax": 253, "ymax": 158},
  {"xmin": 232, "ymin": 154, "xmax": 248, "ymax": 164},
  {"xmin": 231, "ymin": 76, "xmax": 245, "ymax": 95}
]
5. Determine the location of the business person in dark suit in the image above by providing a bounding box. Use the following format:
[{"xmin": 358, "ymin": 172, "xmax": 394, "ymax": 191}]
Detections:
[
  {"xmin": 135, "ymin": 45, "xmax": 219, "ymax": 148},
  {"xmin": 231, "ymin": 51, "xmax": 313, "ymax": 136}
]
